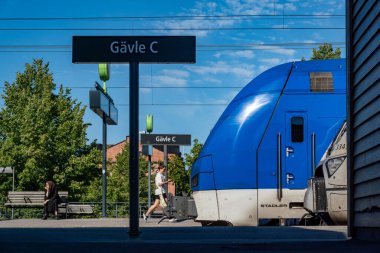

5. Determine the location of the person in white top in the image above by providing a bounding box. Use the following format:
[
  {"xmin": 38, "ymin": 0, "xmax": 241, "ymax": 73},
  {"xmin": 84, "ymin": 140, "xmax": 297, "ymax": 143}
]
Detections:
[{"xmin": 143, "ymin": 164, "xmax": 173, "ymax": 222}]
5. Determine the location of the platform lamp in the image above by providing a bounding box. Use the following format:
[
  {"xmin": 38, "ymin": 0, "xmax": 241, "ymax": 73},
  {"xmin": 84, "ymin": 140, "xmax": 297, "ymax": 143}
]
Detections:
[
  {"xmin": 99, "ymin": 63, "xmax": 110, "ymax": 217},
  {"xmin": 99, "ymin": 63, "xmax": 110, "ymax": 93},
  {"xmin": 146, "ymin": 114, "xmax": 153, "ymax": 134}
]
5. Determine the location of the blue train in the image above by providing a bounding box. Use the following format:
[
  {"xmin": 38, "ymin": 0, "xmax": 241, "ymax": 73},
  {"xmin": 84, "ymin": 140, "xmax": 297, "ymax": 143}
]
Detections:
[{"xmin": 190, "ymin": 59, "xmax": 346, "ymax": 226}]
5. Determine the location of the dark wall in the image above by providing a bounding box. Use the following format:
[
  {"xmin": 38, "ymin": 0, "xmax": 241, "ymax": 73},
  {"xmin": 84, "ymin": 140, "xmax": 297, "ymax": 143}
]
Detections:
[{"xmin": 347, "ymin": 0, "xmax": 380, "ymax": 241}]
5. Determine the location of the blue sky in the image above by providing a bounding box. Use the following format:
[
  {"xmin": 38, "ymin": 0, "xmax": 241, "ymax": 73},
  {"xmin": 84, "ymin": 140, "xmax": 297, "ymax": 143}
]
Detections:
[{"xmin": 0, "ymin": 0, "xmax": 345, "ymax": 153}]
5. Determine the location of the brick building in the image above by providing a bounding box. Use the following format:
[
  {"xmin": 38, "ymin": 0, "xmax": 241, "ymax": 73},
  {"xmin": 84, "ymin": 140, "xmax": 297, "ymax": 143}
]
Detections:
[{"xmin": 106, "ymin": 136, "xmax": 178, "ymax": 163}]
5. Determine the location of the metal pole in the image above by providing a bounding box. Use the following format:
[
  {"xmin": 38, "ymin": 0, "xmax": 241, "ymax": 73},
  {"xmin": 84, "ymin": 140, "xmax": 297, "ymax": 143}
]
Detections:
[
  {"xmin": 12, "ymin": 167, "xmax": 15, "ymax": 219},
  {"xmin": 148, "ymin": 154, "xmax": 151, "ymax": 209},
  {"xmin": 102, "ymin": 114, "xmax": 107, "ymax": 217},
  {"xmin": 277, "ymin": 133, "xmax": 282, "ymax": 201},
  {"xmin": 164, "ymin": 145, "xmax": 168, "ymax": 179},
  {"xmin": 311, "ymin": 132, "xmax": 316, "ymax": 175},
  {"xmin": 129, "ymin": 61, "xmax": 140, "ymax": 237},
  {"xmin": 12, "ymin": 167, "xmax": 15, "ymax": 191}
]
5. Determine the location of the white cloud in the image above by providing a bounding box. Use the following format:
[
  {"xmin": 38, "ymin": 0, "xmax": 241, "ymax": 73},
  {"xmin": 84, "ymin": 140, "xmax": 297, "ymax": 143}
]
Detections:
[
  {"xmin": 151, "ymin": 0, "xmax": 285, "ymax": 37},
  {"xmin": 140, "ymin": 74, "xmax": 152, "ymax": 86},
  {"xmin": 180, "ymin": 88, "xmax": 238, "ymax": 105},
  {"xmin": 301, "ymin": 40, "xmax": 317, "ymax": 43},
  {"xmin": 207, "ymin": 2, "xmax": 217, "ymax": 9},
  {"xmin": 225, "ymin": 0, "xmax": 276, "ymax": 15},
  {"xmin": 152, "ymin": 69, "xmax": 191, "ymax": 87},
  {"xmin": 193, "ymin": 76, "xmax": 222, "ymax": 85},
  {"xmin": 214, "ymin": 50, "xmax": 256, "ymax": 59},
  {"xmin": 272, "ymin": 24, "xmax": 290, "ymax": 29},
  {"xmin": 262, "ymin": 46, "xmax": 296, "ymax": 56},
  {"xmin": 259, "ymin": 58, "xmax": 282, "ymax": 65},
  {"xmin": 188, "ymin": 60, "xmax": 255, "ymax": 83},
  {"xmin": 160, "ymin": 69, "xmax": 190, "ymax": 78},
  {"xmin": 284, "ymin": 3, "xmax": 297, "ymax": 11},
  {"xmin": 312, "ymin": 32, "xmax": 323, "ymax": 40},
  {"xmin": 140, "ymin": 87, "xmax": 151, "ymax": 94},
  {"xmin": 154, "ymin": 75, "xmax": 188, "ymax": 87},
  {"xmin": 154, "ymin": 19, "xmax": 223, "ymax": 37}
]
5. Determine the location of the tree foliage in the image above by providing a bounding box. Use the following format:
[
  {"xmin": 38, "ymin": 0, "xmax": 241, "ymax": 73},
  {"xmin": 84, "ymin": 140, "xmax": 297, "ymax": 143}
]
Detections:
[
  {"xmin": 166, "ymin": 139, "xmax": 203, "ymax": 195},
  {"xmin": 185, "ymin": 139, "xmax": 203, "ymax": 168},
  {"xmin": 0, "ymin": 59, "xmax": 100, "ymax": 200},
  {"xmin": 107, "ymin": 144, "xmax": 149, "ymax": 203},
  {"xmin": 84, "ymin": 143, "xmax": 149, "ymax": 203},
  {"xmin": 168, "ymin": 155, "xmax": 189, "ymax": 195},
  {"xmin": 310, "ymin": 43, "xmax": 341, "ymax": 60},
  {"xmin": 301, "ymin": 43, "xmax": 341, "ymax": 61}
]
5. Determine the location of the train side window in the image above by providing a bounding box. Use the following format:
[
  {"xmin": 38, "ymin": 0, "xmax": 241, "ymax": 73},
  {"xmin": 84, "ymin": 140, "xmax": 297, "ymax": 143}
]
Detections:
[
  {"xmin": 309, "ymin": 72, "xmax": 333, "ymax": 92},
  {"xmin": 291, "ymin": 117, "xmax": 304, "ymax": 142}
]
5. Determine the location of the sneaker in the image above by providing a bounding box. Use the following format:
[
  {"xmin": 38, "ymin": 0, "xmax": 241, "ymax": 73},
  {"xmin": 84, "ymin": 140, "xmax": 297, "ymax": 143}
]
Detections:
[
  {"xmin": 169, "ymin": 218, "xmax": 177, "ymax": 223},
  {"xmin": 41, "ymin": 215, "xmax": 47, "ymax": 220},
  {"xmin": 143, "ymin": 213, "xmax": 148, "ymax": 222}
]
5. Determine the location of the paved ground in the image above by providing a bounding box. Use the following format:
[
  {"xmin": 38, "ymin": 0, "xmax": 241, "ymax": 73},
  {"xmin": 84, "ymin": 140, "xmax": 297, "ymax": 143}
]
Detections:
[
  {"xmin": 0, "ymin": 217, "xmax": 200, "ymax": 228},
  {"xmin": 1, "ymin": 218, "xmax": 379, "ymax": 253}
]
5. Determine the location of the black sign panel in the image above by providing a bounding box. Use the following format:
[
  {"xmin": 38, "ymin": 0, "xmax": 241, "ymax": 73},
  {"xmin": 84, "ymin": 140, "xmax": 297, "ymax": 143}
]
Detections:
[
  {"xmin": 73, "ymin": 36, "xmax": 196, "ymax": 63},
  {"xmin": 89, "ymin": 89, "xmax": 118, "ymax": 125},
  {"xmin": 141, "ymin": 134, "xmax": 191, "ymax": 146}
]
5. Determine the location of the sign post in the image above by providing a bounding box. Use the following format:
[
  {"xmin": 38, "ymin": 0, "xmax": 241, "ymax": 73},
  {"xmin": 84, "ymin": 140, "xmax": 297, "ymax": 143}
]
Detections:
[
  {"xmin": 146, "ymin": 115, "xmax": 153, "ymax": 209},
  {"xmin": 73, "ymin": 35, "xmax": 195, "ymax": 237},
  {"xmin": 129, "ymin": 61, "xmax": 139, "ymax": 234},
  {"xmin": 89, "ymin": 81, "xmax": 118, "ymax": 217}
]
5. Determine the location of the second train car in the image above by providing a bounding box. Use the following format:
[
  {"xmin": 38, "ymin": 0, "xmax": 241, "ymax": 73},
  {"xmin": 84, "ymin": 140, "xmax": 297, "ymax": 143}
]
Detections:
[{"xmin": 190, "ymin": 59, "xmax": 346, "ymax": 226}]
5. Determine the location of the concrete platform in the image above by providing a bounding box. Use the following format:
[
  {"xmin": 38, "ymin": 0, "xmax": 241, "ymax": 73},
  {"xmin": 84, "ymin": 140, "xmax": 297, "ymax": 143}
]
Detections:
[
  {"xmin": 0, "ymin": 217, "xmax": 200, "ymax": 228},
  {"xmin": 0, "ymin": 218, "xmax": 379, "ymax": 253}
]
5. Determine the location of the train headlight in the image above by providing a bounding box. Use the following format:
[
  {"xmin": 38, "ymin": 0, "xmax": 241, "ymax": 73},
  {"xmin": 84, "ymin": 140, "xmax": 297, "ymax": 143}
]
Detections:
[
  {"xmin": 191, "ymin": 174, "xmax": 199, "ymax": 188},
  {"xmin": 326, "ymin": 157, "xmax": 345, "ymax": 177}
]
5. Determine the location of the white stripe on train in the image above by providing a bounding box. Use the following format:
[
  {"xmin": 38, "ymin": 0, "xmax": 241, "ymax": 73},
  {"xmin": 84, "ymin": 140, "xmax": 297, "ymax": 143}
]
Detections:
[{"xmin": 193, "ymin": 189, "xmax": 307, "ymax": 226}]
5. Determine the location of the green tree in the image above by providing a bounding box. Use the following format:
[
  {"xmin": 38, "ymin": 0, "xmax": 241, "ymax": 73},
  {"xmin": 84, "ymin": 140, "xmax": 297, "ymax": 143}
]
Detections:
[
  {"xmin": 85, "ymin": 143, "xmax": 149, "ymax": 203},
  {"xmin": 167, "ymin": 139, "xmax": 204, "ymax": 195},
  {"xmin": 185, "ymin": 139, "xmax": 203, "ymax": 168},
  {"xmin": 310, "ymin": 43, "xmax": 341, "ymax": 60},
  {"xmin": 0, "ymin": 59, "xmax": 100, "ymax": 199},
  {"xmin": 168, "ymin": 155, "xmax": 190, "ymax": 195}
]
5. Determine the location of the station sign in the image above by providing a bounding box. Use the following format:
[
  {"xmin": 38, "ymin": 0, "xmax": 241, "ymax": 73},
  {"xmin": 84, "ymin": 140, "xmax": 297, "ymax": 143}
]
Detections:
[
  {"xmin": 72, "ymin": 36, "xmax": 196, "ymax": 63},
  {"xmin": 89, "ymin": 82, "xmax": 118, "ymax": 125},
  {"xmin": 141, "ymin": 134, "xmax": 191, "ymax": 146}
]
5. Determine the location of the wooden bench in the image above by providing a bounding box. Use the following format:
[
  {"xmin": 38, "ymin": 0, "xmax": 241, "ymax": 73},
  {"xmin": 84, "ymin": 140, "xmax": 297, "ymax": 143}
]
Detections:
[
  {"xmin": 63, "ymin": 204, "xmax": 94, "ymax": 216},
  {"xmin": 4, "ymin": 191, "xmax": 68, "ymax": 218},
  {"xmin": 4, "ymin": 191, "xmax": 94, "ymax": 218},
  {"xmin": 5, "ymin": 191, "xmax": 68, "ymax": 207}
]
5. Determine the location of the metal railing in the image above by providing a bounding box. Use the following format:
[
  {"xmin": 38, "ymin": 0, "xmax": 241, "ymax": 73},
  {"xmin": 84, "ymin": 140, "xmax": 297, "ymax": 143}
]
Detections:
[{"xmin": 0, "ymin": 201, "xmax": 155, "ymax": 219}]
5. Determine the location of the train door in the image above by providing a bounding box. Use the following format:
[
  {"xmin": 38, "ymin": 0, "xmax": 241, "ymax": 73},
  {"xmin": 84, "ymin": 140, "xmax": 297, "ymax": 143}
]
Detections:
[
  {"xmin": 284, "ymin": 113, "xmax": 308, "ymax": 189},
  {"xmin": 257, "ymin": 112, "xmax": 310, "ymax": 222}
]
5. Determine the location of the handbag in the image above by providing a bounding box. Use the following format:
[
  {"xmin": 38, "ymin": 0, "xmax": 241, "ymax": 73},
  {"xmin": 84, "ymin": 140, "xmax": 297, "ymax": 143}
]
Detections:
[
  {"xmin": 159, "ymin": 194, "xmax": 167, "ymax": 208},
  {"xmin": 159, "ymin": 188, "xmax": 168, "ymax": 208}
]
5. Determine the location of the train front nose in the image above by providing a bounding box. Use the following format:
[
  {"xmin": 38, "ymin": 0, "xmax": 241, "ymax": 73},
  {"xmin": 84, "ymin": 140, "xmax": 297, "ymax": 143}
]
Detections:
[
  {"xmin": 191, "ymin": 154, "xmax": 214, "ymax": 191},
  {"xmin": 191, "ymin": 154, "xmax": 221, "ymax": 223}
]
